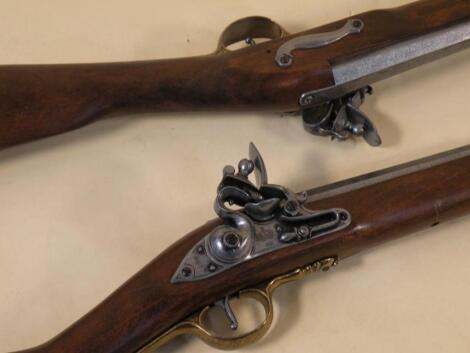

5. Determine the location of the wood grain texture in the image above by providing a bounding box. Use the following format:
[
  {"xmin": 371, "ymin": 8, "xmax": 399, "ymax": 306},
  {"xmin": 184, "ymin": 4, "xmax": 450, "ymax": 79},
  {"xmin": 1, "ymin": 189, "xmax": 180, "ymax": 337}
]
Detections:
[
  {"xmin": 11, "ymin": 149, "xmax": 470, "ymax": 353},
  {"xmin": 0, "ymin": 0, "xmax": 468, "ymax": 148}
]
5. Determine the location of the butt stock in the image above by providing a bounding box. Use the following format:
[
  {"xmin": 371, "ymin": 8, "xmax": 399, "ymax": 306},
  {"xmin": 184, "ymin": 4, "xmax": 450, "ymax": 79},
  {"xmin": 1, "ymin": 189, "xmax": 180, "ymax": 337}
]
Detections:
[{"xmin": 1, "ymin": 0, "xmax": 469, "ymax": 148}]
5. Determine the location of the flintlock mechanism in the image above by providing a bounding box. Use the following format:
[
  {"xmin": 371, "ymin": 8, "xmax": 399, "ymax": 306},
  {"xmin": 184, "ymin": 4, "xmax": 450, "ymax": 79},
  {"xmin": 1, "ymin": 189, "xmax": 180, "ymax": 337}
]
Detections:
[
  {"xmin": 142, "ymin": 144, "xmax": 347, "ymax": 351},
  {"xmin": 217, "ymin": 16, "xmax": 381, "ymax": 145},
  {"xmin": 172, "ymin": 143, "xmax": 351, "ymax": 283},
  {"xmin": 137, "ymin": 141, "xmax": 470, "ymax": 351}
]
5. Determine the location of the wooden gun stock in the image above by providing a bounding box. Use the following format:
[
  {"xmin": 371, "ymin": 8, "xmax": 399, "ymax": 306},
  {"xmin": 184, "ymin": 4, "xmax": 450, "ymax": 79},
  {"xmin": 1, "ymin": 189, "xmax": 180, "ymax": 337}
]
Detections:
[
  {"xmin": 10, "ymin": 144, "xmax": 470, "ymax": 353},
  {"xmin": 1, "ymin": 0, "xmax": 469, "ymax": 148}
]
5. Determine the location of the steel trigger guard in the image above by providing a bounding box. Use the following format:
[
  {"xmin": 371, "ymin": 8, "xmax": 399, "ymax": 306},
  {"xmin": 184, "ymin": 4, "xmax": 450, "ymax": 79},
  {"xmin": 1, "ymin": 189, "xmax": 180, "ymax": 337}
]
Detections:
[{"xmin": 216, "ymin": 16, "xmax": 288, "ymax": 53}]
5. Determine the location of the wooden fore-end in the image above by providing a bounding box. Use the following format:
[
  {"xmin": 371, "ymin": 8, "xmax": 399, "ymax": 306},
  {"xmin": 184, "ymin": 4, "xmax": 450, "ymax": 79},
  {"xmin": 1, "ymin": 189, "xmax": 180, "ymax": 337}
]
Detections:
[
  {"xmin": 11, "ymin": 145, "xmax": 470, "ymax": 353},
  {"xmin": 1, "ymin": 0, "xmax": 469, "ymax": 148}
]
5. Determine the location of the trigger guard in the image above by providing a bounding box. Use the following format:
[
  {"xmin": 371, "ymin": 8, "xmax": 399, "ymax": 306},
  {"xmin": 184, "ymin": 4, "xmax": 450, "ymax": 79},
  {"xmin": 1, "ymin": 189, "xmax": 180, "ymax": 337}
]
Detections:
[
  {"xmin": 195, "ymin": 288, "xmax": 274, "ymax": 349},
  {"xmin": 216, "ymin": 16, "xmax": 288, "ymax": 53}
]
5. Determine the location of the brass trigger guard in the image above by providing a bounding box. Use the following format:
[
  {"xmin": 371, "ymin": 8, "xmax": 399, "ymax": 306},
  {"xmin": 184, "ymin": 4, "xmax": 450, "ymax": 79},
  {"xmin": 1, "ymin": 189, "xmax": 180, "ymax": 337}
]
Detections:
[
  {"xmin": 138, "ymin": 257, "xmax": 337, "ymax": 352},
  {"xmin": 215, "ymin": 16, "xmax": 289, "ymax": 53}
]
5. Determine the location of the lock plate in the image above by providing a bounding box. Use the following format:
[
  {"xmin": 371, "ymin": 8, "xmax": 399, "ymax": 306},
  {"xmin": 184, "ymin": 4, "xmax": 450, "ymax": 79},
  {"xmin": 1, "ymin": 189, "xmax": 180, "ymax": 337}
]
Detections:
[{"xmin": 172, "ymin": 143, "xmax": 351, "ymax": 283}]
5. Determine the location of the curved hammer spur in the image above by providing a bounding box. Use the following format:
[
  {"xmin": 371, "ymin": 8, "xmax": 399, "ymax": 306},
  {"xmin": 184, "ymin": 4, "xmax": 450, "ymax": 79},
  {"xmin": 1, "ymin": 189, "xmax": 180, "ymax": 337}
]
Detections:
[{"xmin": 302, "ymin": 86, "xmax": 382, "ymax": 147}]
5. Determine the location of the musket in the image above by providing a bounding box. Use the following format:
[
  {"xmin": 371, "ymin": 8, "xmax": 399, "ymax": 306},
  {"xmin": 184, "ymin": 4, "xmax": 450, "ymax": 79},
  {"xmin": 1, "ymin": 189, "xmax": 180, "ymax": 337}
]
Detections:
[
  {"xmin": 1, "ymin": 0, "xmax": 469, "ymax": 148},
  {"xmin": 10, "ymin": 142, "xmax": 470, "ymax": 353}
]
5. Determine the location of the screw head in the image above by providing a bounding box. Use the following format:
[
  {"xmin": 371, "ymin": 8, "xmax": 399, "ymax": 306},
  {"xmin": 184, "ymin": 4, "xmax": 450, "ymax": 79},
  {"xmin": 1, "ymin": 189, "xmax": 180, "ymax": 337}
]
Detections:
[
  {"xmin": 238, "ymin": 159, "xmax": 254, "ymax": 177},
  {"xmin": 284, "ymin": 200, "xmax": 299, "ymax": 216},
  {"xmin": 350, "ymin": 123, "xmax": 365, "ymax": 136},
  {"xmin": 223, "ymin": 165, "xmax": 236, "ymax": 176},
  {"xmin": 223, "ymin": 232, "xmax": 241, "ymax": 250},
  {"xmin": 352, "ymin": 19, "xmax": 363, "ymax": 29},
  {"xmin": 181, "ymin": 266, "xmax": 193, "ymax": 277},
  {"xmin": 351, "ymin": 19, "xmax": 364, "ymax": 33},
  {"xmin": 278, "ymin": 53, "xmax": 293, "ymax": 67},
  {"xmin": 302, "ymin": 95, "xmax": 313, "ymax": 106},
  {"xmin": 297, "ymin": 226, "xmax": 309, "ymax": 238},
  {"xmin": 208, "ymin": 263, "xmax": 218, "ymax": 273}
]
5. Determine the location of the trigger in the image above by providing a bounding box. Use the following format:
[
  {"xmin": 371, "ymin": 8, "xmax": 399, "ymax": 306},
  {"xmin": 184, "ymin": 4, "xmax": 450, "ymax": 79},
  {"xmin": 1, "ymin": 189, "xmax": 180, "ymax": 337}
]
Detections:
[{"xmin": 215, "ymin": 295, "xmax": 239, "ymax": 331}]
